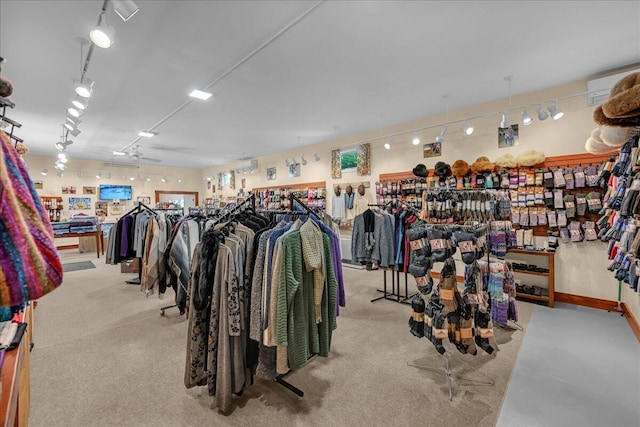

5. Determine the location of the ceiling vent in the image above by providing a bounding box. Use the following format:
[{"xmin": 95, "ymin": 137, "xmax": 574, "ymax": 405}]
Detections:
[{"xmin": 587, "ymin": 68, "xmax": 640, "ymax": 106}]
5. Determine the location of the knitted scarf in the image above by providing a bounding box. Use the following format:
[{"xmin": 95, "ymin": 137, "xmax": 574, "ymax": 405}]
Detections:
[
  {"xmin": 300, "ymin": 220, "xmax": 325, "ymax": 323},
  {"xmin": 0, "ymin": 130, "xmax": 62, "ymax": 307}
]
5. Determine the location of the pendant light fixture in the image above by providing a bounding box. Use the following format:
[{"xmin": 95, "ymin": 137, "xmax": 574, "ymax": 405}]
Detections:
[
  {"xmin": 90, "ymin": 12, "xmax": 115, "ymax": 48},
  {"xmin": 501, "ymin": 76, "xmax": 512, "ymax": 128}
]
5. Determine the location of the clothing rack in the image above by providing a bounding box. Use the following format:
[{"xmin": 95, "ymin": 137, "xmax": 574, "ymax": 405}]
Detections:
[
  {"xmin": 123, "ymin": 202, "xmax": 157, "ymax": 285},
  {"xmin": 288, "ymin": 193, "xmax": 320, "ymax": 220},
  {"xmin": 0, "ymin": 97, "xmax": 24, "ymax": 146}
]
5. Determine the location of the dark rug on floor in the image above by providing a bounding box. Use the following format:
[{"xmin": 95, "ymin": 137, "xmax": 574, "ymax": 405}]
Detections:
[{"xmin": 62, "ymin": 261, "xmax": 96, "ymax": 272}]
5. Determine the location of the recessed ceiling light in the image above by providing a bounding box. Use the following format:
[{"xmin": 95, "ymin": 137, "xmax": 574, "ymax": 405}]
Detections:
[
  {"xmin": 189, "ymin": 89, "xmax": 212, "ymax": 100},
  {"xmin": 113, "ymin": 151, "xmax": 126, "ymax": 156},
  {"xmin": 138, "ymin": 131, "xmax": 158, "ymax": 138}
]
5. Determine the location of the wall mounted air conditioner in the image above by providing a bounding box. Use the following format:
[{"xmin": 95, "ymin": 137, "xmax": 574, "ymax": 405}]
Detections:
[{"xmin": 587, "ymin": 68, "xmax": 640, "ymax": 106}]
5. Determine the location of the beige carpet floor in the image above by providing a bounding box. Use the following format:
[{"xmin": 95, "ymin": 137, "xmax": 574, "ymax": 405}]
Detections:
[{"xmin": 29, "ymin": 250, "xmax": 533, "ymax": 427}]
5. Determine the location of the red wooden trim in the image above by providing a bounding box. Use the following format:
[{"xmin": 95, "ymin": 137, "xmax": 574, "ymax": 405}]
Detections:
[
  {"xmin": 621, "ymin": 303, "xmax": 640, "ymax": 343},
  {"xmin": 554, "ymin": 292, "xmax": 618, "ymax": 311},
  {"xmin": 430, "ymin": 271, "xmax": 465, "ymax": 283},
  {"xmin": 55, "ymin": 244, "xmax": 79, "ymax": 250},
  {"xmin": 252, "ymin": 181, "xmax": 326, "ymax": 192}
]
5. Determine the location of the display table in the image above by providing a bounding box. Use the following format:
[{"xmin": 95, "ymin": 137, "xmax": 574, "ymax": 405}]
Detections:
[
  {"xmin": 55, "ymin": 230, "xmax": 104, "ymax": 259},
  {"xmin": 0, "ymin": 305, "xmax": 32, "ymax": 427}
]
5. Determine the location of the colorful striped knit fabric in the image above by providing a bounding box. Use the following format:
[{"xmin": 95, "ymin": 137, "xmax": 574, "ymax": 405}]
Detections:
[{"xmin": 0, "ymin": 130, "xmax": 62, "ymax": 307}]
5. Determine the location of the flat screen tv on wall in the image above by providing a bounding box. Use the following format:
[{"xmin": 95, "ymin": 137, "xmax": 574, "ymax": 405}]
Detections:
[{"xmin": 99, "ymin": 184, "xmax": 132, "ymax": 200}]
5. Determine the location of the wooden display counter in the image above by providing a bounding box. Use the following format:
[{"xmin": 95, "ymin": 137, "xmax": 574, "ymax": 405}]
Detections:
[{"xmin": 0, "ymin": 304, "xmax": 33, "ymax": 427}]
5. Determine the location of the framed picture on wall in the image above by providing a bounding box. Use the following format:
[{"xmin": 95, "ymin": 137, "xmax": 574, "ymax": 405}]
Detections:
[
  {"xmin": 137, "ymin": 196, "xmax": 151, "ymax": 205},
  {"xmin": 69, "ymin": 186, "xmax": 77, "ymax": 194},
  {"xmin": 340, "ymin": 148, "xmax": 358, "ymax": 173},
  {"xmin": 498, "ymin": 124, "xmax": 519, "ymax": 148},
  {"xmin": 83, "ymin": 186, "xmax": 96, "ymax": 195},
  {"xmin": 69, "ymin": 197, "xmax": 91, "ymax": 210},
  {"xmin": 423, "ymin": 141, "xmax": 442, "ymax": 158},
  {"xmin": 33, "ymin": 180, "xmax": 43, "ymax": 189},
  {"xmin": 288, "ymin": 162, "xmax": 301, "ymax": 178},
  {"xmin": 267, "ymin": 167, "xmax": 276, "ymax": 181},
  {"xmin": 62, "ymin": 186, "xmax": 69, "ymax": 194}
]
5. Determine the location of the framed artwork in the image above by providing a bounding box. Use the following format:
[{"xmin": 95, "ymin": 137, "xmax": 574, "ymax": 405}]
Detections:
[
  {"xmin": 95, "ymin": 201, "xmax": 108, "ymax": 217},
  {"xmin": 340, "ymin": 148, "xmax": 358, "ymax": 173},
  {"xmin": 267, "ymin": 167, "xmax": 277, "ymax": 181},
  {"xmin": 241, "ymin": 178, "xmax": 246, "ymax": 189},
  {"xmin": 69, "ymin": 197, "xmax": 91, "ymax": 210},
  {"xmin": 110, "ymin": 203, "xmax": 124, "ymax": 216},
  {"xmin": 356, "ymin": 143, "xmax": 371, "ymax": 176},
  {"xmin": 62, "ymin": 186, "xmax": 69, "ymax": 194},
  {"xmin": 70, "ymin": 186, "xmax": 77, "ymax": 194},
  {"xmin": 423, "ymin": 141, "xmax": 442, "ymax": 158},
  {"xmin": 33, "ymin": 180, "xmax": 43, "ymax": 189},
  {"xmin": 83, "ymin": 186, "xmax": 96, "ymax": 195},
  {"xmin": 288, "ymin": 162, "xmax": 301, "ymax": 178},
  {"xmin": 498, "ymin": 124, "xmax": 519, "ymax": 148},
  {"xmin": 137, "ymin": 196, "xmax": 151, "ymax": 205}
]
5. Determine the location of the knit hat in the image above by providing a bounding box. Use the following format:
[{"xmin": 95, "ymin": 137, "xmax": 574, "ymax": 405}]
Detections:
[
  {"xmin": 602, "ymin": 72, "xmax": 640, "ymax": 119},
  {"xmin": 412, "ymin": 163, "xmax": 428, "ymax": 178},
  {"xmin": 470, "ymin": 156, "xmax": 495, "ymax": 174},
  {"xmin": 516, "ymin": 150, "xmax": 545, "ymax": 167},
  {"xmin": 434, "ymin": 161, "xmax": 451, "ymax": 178},
  {"xmin": 451, "ymin": 159, "xmax": 470, "ymax": 177},
  {"xmin": 601, "ymin": 125, "xmax": 634, "ymax": 147},
  {"xmin": 585, "ymin": 128, "xmax": 617, "ymax": 154},
  {"xmin": 594, "ymin": 72, "xmax": 640, "ymax": 127},
  {"xmin": 495, "ymin": 153, "xmax": 518, "ymax": 168}
]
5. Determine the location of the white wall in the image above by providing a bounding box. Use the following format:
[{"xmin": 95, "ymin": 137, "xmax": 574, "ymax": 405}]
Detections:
[{"xmin": 201, "ymin": 78, "xmax": 634, "ymax": 313}]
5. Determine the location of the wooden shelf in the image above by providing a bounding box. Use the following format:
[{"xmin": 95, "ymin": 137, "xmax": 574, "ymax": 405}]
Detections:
[
  {"xmin": 512, "ymin": 269, "xmax": 550, "ymax": 277},
  {"xmin": 516, "ymin": 292, "xmax": 550, "ymax": 302},
  {"xmin": 505, "ymin": 249, "xmax": 555, "ymax": 308}
]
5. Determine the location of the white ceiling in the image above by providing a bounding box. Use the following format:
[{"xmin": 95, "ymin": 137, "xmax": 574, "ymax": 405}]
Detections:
[{"xmin": 1, "ymin": 0, "xmax": 639, "ymax": 169}]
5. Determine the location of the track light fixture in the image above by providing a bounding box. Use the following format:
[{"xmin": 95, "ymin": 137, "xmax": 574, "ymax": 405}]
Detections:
[
  {"xmin": 96, "ymin": 173, "xmax": 102, "ymax": 179},
  {"xmin": 500, "ymin": 111, "xmax": 509, "ymax": 128},
  {"xmin": 548, "ymin": 102, "xmax": 564, "ymax": 120},
  {"xmin": 113, "ymin": 0, "xmax": 140, "ymax": 22},
  {"xmin": 131, "ymin": 175, "xmax": 137, "ymax": 181},
  {"xmin": 435, "ymin": 126, "xmax": 447, "ymax": 143},
  {"xmin": 314, "ymin": 153, "xmax": 320, "ymax": 162},
  {"xmin": 384, "ymin": 139, "xmax": 392, "ymax": 150},
  {"xmin": 291, "ymin": 157, "xmax": 297, "ymax": 165},
  {"xmin": 67, "ymin": 106, "xmax": 83, "ymax": 118},
  {"xmin": 177, "ymin": 177, "xmax": 183, "ymax": 183},
  {"xmin": 75, "ymin": 78, "xmax": 94, "ymax": 98},
  {"xmin": 412, "ymin": 134, "xmax": 420, "ymax": 145},
  {"xmin": 56, "ymin": 140, "xmax": 73, "ymax": 151},
  {"xmin": 521, "ymin": 108, "xmax": 533, "ymax": 125},
  {"xmin": 537, "ymin": 105, "xmax": 548, "ymax": 121},
  {"xmin": 90, "ymin": 12, "xmax": 115, "ymax": 48},
  {"xmin": 138, "ymin": 131, "xmax": 158, "ymax": 138},
  {"xmin": 71, "ymin": 97, "xmax": 88, "ymax": 110},
  {"xmin": 460, "ymin": 122, "xmax": 474, "ymax": 135},
  {"xmin": 189, "ymin": 89, "xmax": 212, "ymax": 101},
  {"xmin": 57, "ymin": 171, "xmax": 64, "ymax": 177},
  {"xmin": 285, "ymin": 158, "xmax": 290, "ymax": 167},
  {"xmin": 41, "ymin": 168, "xmax": 48, "ymax": 176},
  {"xmin": 161, "ymin": 176, "xmax": 167, "ymax": 183},
  {"xmin": 301, "ymin": 155, "xmax": 307, "ymax": 165},
  {"xmin": 77, "ymin": 170, "xmax": 85, "ymax": 178},
  {"xmin": 106, "ymin": 172, "xmax": 111, "ymax": 179}
]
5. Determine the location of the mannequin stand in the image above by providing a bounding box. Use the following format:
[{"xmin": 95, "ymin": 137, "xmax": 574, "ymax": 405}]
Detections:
[{"xmin": 408, "ymin": 348, "xmax": 495, "ymax": 401}]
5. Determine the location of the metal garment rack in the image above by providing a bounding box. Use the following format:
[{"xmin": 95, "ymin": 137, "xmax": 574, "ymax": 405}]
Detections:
[
  {"xmin": 122, "ymin": 202, "xmax": 157, "ymax": 285},
  {"xmin": 160, "ymin": 195, "xmax": 257, "ymax": 316},
  {"xmin": 0, "ymin": 97, "xmax": 24, "ymax": 146},
  {"xmin": 269, "ymin": 194, "xmax": 325, "ymax": 398}
]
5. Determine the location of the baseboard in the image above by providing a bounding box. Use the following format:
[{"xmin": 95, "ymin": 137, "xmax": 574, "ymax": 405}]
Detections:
[
  {"xmin": 554, "ymin": 292, "xmax": 640, "ymax": 343},
  {"xmin": 621, "ymin": 303, "xmax": 640, "ymax": 342},
  {"xmin": 56, "ymin": 244, "xmax": 79, "ymax": 250},
  {"xmin": 554, "ymin": 292, "xmax": 618, "ymax": 311}
]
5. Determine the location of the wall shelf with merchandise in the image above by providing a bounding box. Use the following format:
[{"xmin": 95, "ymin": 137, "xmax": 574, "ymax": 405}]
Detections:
[{"xmin": 252, "ymin": 181, "xmax": 326, "ymax": 211}]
